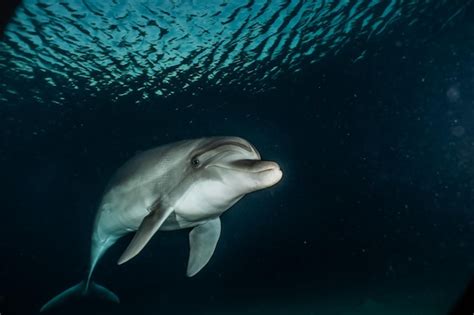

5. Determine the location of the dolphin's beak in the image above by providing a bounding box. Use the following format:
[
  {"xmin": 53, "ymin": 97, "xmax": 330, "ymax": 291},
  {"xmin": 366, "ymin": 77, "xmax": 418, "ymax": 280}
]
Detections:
[
  {"xmin": 228, "ymin": 160, "xmax": 279, "ymax": 173},
  {"xmin": 210, "ymin": 159, "xmax": 280, "ymax": 173}
]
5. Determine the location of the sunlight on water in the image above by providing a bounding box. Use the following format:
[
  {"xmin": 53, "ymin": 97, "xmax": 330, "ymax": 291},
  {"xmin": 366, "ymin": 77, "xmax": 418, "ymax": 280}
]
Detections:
[{"xmin": 0, "ymin": 0, "xmax": 466, "ymax": 103}]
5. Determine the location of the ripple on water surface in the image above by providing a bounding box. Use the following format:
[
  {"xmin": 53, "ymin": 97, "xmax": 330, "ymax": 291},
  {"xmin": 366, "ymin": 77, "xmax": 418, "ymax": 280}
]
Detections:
[{"xmin": 0, "ymin": 0, "xmax": 469, "ymax": 103}]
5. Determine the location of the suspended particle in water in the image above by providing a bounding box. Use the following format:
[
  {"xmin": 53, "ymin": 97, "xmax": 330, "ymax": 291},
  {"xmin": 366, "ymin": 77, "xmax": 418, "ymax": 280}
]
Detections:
[
  {"xmin": 451, "ymin": 125, "xmax": 465, "ymax": 137},
  {"xmin": 447, "ymin": 85, "xmax": 461, "ymax": 103}
]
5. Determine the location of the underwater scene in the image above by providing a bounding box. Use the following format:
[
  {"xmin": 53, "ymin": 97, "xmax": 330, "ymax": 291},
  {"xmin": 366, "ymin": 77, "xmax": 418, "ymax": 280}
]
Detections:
[{"xmin": 1, "ymin": 0, "xmax": 474, "ymax": 314}]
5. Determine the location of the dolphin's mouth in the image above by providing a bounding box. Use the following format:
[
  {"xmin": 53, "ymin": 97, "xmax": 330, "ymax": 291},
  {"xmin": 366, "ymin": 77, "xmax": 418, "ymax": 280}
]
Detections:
[{"xmin": 209, "ymin": 159, "xmax": 280, "ymax": 173}]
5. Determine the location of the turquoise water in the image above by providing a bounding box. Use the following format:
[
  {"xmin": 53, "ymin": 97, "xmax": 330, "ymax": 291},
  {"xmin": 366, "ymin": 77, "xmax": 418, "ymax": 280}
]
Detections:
[{"xmin": 0, "ymin": 0, "xmax": 467, "ymax": 101}]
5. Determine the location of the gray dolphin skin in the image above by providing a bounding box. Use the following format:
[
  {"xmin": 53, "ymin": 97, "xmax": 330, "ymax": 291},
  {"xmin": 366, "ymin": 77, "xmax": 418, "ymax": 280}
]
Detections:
[{"xmin": 41, "ymin": 136, "xmax": 282, "ymax": 312}]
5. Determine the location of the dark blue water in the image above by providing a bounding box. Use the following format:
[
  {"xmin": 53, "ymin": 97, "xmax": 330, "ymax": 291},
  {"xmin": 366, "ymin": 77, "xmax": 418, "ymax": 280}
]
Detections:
[{"xmin": 1, "ymin": 1, "xmax": 474, "ymax": 314}]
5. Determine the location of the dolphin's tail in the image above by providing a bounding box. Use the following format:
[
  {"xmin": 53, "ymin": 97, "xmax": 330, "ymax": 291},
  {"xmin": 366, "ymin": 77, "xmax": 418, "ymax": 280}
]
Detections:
[{"xmin": 40, "ymin": 280, "xmax": 119, "ymax": 312}]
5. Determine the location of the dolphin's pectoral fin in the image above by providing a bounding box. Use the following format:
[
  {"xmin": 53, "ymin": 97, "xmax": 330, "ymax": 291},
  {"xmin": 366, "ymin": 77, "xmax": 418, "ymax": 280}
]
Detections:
[
  {"xmin": 187, "ymin": 217, "xmax": 221, "ymax": 277},
  {"xmin": 117, "ymin": 205, "xmax": 173, "ymax": 265}
]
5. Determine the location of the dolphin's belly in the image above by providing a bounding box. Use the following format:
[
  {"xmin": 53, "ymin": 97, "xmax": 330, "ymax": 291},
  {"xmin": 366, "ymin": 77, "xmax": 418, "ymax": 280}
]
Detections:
[
  {"xmin": 173, "ymin": 189, "xmax": 244, "ymax": 222},
  {"xmin": 92, "ymin": 176, "xmax": 242, "ymax": 242},
  {"xmin": 160, "ymin": 212, "xmax": 203, "ymax": 231}
]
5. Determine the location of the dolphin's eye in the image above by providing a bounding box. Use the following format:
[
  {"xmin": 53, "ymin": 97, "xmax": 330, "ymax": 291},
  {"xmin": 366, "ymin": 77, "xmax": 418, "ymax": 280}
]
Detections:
[{"xmin": 191, "ymin": 157, "xmax": 200, "ymax": 168}]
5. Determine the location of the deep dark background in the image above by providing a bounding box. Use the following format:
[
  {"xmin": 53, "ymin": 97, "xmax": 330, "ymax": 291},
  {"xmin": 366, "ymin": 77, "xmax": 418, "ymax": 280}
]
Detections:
[
  {"xmin": 1, "ymin": 1, "xmax": 474, "ymax": 314},
  {"xmin": 0, "ymin": 0, "xmax": 21, "ymax": 37}
]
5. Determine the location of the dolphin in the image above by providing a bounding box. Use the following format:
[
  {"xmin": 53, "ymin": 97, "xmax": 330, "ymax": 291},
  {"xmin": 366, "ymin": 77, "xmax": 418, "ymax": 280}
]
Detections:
[{"xmin": 41, "ymin": 136, "xmax": 282, "ymax": 311}]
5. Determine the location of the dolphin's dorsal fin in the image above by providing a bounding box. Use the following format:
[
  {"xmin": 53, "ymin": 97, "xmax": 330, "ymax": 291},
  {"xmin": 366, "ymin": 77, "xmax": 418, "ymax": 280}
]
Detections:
[
  {"xmin": 187, "ymin": 217, "xmax": 221, "ymax": 277},
  {"xmin": 117, "ymin": 205, "xmax": 173, "ymax": 265}
]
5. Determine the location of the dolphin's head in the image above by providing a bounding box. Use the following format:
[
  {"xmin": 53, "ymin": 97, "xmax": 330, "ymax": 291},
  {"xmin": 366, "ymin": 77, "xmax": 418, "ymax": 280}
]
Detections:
[
  {"xmin": 171, "ymin": 137, "xmax": 282, "ymax": 219},
  {"xmin": 192, "ymin": 136, "xmax": 282, "ymax": 191}
]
